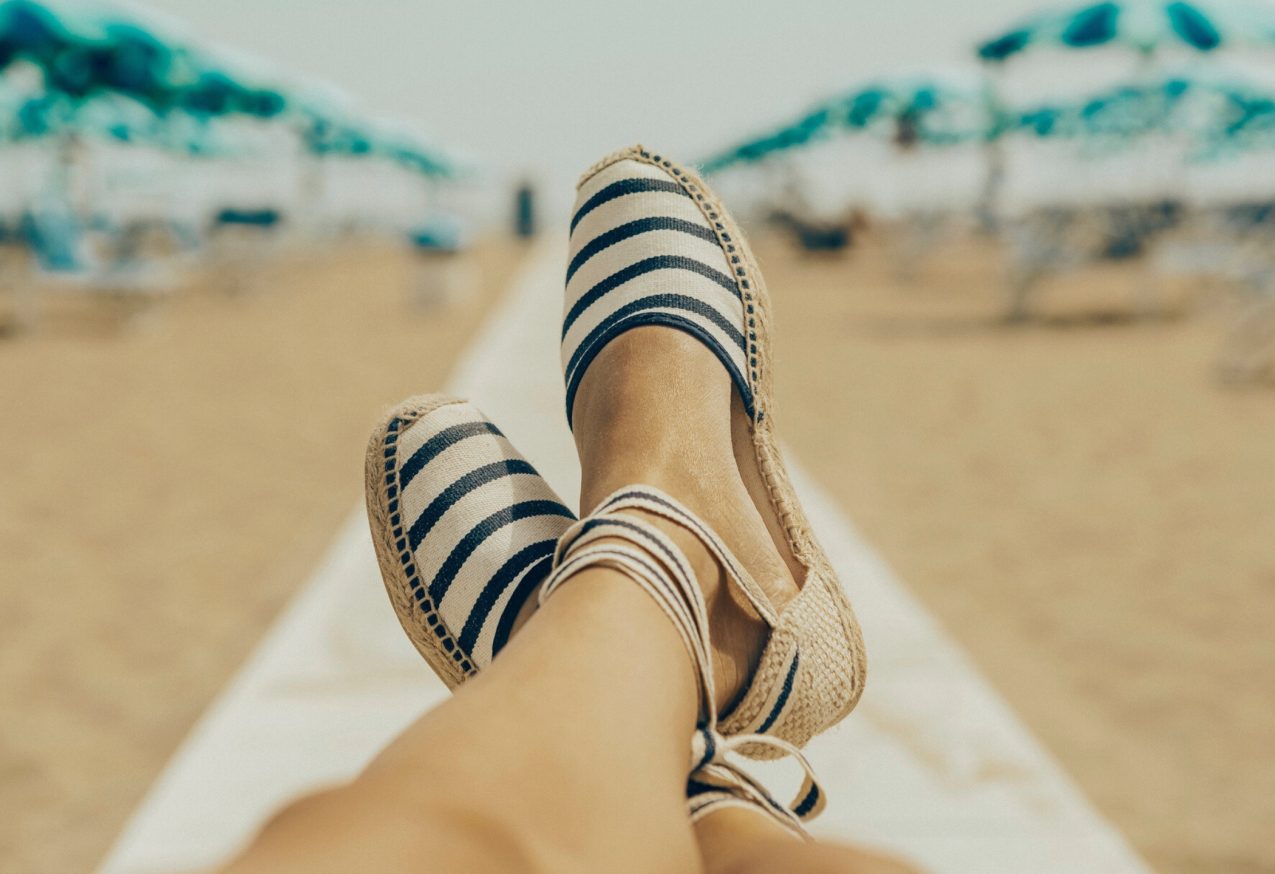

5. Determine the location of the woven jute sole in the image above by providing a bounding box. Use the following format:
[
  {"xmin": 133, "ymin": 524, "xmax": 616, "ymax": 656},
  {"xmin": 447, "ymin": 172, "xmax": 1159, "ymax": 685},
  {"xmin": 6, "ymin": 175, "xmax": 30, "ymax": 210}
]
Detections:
[
  {"xmin": 364, "ymin": 393, "xmax": 474, "ymax": 691},
  {"xmin": 577, "ymin": 146, "xmax": 869, "ymax": 753}
]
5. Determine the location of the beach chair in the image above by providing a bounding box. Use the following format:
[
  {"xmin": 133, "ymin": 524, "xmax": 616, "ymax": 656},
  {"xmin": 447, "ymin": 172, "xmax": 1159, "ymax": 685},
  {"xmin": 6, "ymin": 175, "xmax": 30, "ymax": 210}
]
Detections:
[
  {"xmin": 407, "ymin": 216, "xmax": 470, "ymax": 309},
  {"xmin": 12, "ymin": 204, "xmax": 182, "ymax": 331},
  {"xmin": 203, "ymin": 207, "xmax": 285, "ymax": 296}
]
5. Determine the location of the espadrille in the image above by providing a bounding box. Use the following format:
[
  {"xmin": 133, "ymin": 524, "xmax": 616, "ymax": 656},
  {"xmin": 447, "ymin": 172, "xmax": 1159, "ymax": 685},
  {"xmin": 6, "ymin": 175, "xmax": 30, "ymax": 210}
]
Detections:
[
  {"xmin": 365, "ymin": 396, "xmax": 808, "ymax": 829},
  {"xmin": 365, "ymin": 394, "xmax": 577, "ymax": 686},
  {"xmin": 563, "ymin": 145, "xmax": 867, "ymax": 754},
  {"xmin": 540, "ymin": 485, "xmax": 824, "ymax": 830}
]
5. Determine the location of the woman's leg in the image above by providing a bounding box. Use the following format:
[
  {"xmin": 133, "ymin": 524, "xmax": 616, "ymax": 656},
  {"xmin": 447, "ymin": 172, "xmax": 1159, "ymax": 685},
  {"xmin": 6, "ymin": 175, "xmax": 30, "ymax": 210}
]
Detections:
[
  {"xmin": 222, "ymin": 565, "xmax": 707, "ymax": 874},
  {"xmin": 693, "ymin": 809, "xmax": 924, "ymax": 874}
]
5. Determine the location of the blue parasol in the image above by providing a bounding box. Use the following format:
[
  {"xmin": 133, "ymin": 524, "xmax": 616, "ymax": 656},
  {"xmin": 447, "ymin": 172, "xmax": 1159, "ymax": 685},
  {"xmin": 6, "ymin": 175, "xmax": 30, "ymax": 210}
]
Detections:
[
  {"xmin": 1009, "ymin": 68, "xmax": 1275, "ymax": 155},
  {"xmin": 1, "ymin": 1, "xmax": 286, "ymax": 120},
  {"xmin": 700, "ymin": 75, "xmax": 993, "ymax": 174},
  {"xmin": 978, "ymin": 0, "xmax": 1275, "ymax": 61}
]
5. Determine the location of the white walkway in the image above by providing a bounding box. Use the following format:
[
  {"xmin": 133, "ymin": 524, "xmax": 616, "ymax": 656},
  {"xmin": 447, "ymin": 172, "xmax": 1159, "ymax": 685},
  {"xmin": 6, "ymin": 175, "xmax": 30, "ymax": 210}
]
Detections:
[{"xmin": 100, "ymin": 239, "xmax": 1151, "ymax": 874}]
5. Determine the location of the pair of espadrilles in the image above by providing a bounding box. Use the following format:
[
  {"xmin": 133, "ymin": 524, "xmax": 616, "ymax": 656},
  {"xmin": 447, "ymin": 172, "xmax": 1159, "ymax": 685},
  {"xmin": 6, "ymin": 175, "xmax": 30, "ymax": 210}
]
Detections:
[{"xmin": 365, "ymin": 146, "xmax": 866, "ymax": 838}]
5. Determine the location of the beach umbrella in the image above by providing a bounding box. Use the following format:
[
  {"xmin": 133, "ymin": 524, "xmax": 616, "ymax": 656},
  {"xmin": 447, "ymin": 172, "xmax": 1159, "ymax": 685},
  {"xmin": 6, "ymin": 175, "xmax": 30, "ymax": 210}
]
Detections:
[
  {"xmin": 179, "ymin": 67, "xmax": 286, "ymax": 119},
  {"xmin": 365, "ymin": 119, "xmax": 459, "ymax": 179},
  {"xmin": 1010, "ymin": 69, "xmax": 1275, "ymax": 150},
  {"xmin": 0, "ymin": 0, "xmax": 203, "ymax": 107},
  {"xmin": 5, "ymin": 88, "xmax": 176, "ymax": 145},
  {"xmin": 1012, "ymin": 77, "xmax": 1194, "ymax": 140},
  {"xmin": 701, "ymin": 75, "xmax": 993, "ymax": 173},
  {"xmin": 978, "ymin": 0, "xmax": 1275, "ymax": 62},
  {"xmin": 293, "ymin": 92, "xmax": 459, "ymax": 179},
  {"xmin": 176, "ymin": 43, "xmax": 290, "ymax": 121},
  {"xmin": 1217, "ymin": 89, "xmax": 1275, "ymax": 145},
  {"xmin": 0, "ymin": 0, "xmax": 100, "ymax": 70},
  {"xmin": 0, "ymin": 1, "xmax": 287, "ymax": 121}
]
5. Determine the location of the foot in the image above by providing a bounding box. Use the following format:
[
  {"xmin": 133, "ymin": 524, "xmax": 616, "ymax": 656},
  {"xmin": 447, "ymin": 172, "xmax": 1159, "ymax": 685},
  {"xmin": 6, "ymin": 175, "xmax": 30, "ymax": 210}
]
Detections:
[{"xmin": 573, "ymin": 326, "xmax": 800, "ymax": 712}]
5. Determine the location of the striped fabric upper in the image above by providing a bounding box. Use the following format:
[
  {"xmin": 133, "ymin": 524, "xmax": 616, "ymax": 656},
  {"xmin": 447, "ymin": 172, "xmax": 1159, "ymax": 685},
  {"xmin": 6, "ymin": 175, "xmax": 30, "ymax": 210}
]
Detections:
[
  {"xmin": 374, "ymin": 400, "xmax": 575, "ymax": 678},
  {"xmin": 563, "ymin": 154, "xmax": 754, "ymax": 428}
]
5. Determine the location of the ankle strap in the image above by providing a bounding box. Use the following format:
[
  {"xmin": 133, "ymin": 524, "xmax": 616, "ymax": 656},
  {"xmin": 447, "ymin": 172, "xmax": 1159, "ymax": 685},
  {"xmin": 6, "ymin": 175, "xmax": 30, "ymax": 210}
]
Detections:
[
  {"xmin": 538, "ymin": 485, "xmax": 824, "ymax": 825},
  {"xmin": 584, "ymin": 485, "xmax": 780, "ymax": 626},
  {"xmin": 542, "ymin": 500, "xmax": 717, "ymax": 715}
]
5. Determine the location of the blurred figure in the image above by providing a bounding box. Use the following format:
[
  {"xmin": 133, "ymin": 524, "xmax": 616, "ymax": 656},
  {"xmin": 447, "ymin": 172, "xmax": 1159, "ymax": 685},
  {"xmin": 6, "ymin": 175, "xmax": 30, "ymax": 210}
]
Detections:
[{"xmin": 514, "ymin": 178, "xmax": 536, "ymax": 239}]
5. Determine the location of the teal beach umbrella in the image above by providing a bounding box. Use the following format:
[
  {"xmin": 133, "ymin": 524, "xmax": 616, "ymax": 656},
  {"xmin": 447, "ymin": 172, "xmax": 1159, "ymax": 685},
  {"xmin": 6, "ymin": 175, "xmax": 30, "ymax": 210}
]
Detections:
[
  {"xmin": 179, "ymin": 67, "xmax": 286, "ymax": 119},
  {"xmin": 978, "ymin": 0, "xmax": 1275, "ymax": 61},
  {"xmin": 1, "ymin": 1, "xmax": 286, "ymax": 120},
  {"xmin": 295, "ymin": 93, "xmax": 459, "ymax": 179},
  {"xmin": 0, "ymin": 0, "xmax": 199, "ymax": 107},
  {"xmin": 700, "ymin": 75, "xmax": 993, "ymax": 174},
  {"xmin": 1010, "ymin": 69, "xmax": 1275, "ymax": 154}
]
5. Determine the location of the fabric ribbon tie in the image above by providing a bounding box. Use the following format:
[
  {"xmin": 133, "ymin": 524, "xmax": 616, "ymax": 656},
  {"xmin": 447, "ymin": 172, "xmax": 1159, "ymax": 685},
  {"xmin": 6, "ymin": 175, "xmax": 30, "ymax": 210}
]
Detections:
[{"xmin": 689, "ymin": 723, "xmax": 826, "ymax": 827}]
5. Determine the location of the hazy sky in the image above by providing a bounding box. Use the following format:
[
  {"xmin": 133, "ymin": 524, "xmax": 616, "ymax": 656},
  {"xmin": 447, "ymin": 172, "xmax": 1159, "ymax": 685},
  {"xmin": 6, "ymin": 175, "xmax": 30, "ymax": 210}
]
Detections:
[{"xmin": 145, "ymin": 0, "xmax": 1046, "ymax": 187}]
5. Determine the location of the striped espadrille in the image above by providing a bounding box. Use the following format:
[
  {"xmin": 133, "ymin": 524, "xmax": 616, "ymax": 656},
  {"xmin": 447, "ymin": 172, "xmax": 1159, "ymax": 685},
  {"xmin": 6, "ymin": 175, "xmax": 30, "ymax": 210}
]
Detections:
[
  {"xmin": 365, "ymin": 395, "xmax": 803, "ymax": 832},
  {"xmin": 563, "ymin": 146, "xmax": 868, "ymax": 755},
  {"xmin": 364, "ymin": 395, "xmax": 576, "ymax": 687},
  {"xmin": 541, "ymin": 484, "xmax": 823, "ymax": 833}
]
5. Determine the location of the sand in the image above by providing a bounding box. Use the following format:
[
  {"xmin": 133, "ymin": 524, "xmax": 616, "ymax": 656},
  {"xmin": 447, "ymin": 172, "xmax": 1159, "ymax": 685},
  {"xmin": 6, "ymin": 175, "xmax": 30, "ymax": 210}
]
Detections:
[
  {"xmin": 2, "ymin": 227, "xmax": 1271, "ymax": 874},
  {"xmin": 759, "ymin": 230, "xmax": 1275, "ymax": 874},
  {"xmin": 0, "ymin": 237, "xmax": 525, "ymax": 874}
]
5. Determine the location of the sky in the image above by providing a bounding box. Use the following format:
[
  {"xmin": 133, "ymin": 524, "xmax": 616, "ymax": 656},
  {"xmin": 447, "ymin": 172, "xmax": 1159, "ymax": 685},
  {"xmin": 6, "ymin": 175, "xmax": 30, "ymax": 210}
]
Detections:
[{"xmin": 142, "ymin": 0, "xmax": 1050, "ymax": 192}]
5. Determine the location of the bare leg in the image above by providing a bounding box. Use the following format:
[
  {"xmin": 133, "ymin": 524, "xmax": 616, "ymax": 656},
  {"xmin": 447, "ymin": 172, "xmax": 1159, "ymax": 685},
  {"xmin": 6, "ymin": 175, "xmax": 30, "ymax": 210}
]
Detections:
[
  {"xmin": 224, "ymin": 323, "xmax": 848, "ymax": 872},
  {"xmin": 572, "ymin": 328, "xmax": 801, "ymax": 710},
  {"xmin": 222, "ymin": 569, "xmax": 705, "ymax": 874},
  {"xmin": 571, "ymin": 328, "xmax": 918, "ymax": 871},
  {"xmin": 693, "ymin": 808, "xmax": 925, "ymax": 874}
]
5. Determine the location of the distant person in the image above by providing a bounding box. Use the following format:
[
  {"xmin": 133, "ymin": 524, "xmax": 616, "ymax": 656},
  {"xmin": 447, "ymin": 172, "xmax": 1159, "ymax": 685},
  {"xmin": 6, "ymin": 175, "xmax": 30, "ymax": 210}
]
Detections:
[
  {"xmin": 222, "ymin": 147, "xmax": 920, "ymax": 874},
  {"xmin": 515, "ymin": 180, "xmax": 537, "ymax": 238}
]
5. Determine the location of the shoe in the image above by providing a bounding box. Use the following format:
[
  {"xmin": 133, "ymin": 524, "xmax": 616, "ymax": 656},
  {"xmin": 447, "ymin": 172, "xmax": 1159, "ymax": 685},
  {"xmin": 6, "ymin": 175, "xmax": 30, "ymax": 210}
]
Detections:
[
  {"xmin": 364, "ymin": 394, "xmax": 574, "ymax": 687},
  {"xmin": 364, "ymin": 395, "xmax": 807, "ymax": 827},
  {"xmin": 562, "ymin": 146, "xmax": 867, "ymax": 752}
]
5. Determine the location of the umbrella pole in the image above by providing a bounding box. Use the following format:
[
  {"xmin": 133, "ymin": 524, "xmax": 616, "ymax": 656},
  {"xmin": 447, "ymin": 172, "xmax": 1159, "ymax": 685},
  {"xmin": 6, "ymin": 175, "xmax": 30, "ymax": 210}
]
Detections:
[{"xmin": 977, "ymin": 73, "xmax": 1006, "ymax": 234}]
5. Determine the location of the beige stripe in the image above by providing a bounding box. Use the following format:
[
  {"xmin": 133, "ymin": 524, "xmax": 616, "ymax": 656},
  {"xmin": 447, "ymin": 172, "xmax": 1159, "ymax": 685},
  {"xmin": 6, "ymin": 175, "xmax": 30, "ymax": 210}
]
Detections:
[
  {"xmin": 411, "ymin": 471, "xmax": 557, "ymax": 591},
  {"xmin": 568, "ymin": 187, "xmax": 710, "ymax": 252},
  {"xmin": 573, "ymin": 157, "xmax": 677, "ymax": 207},
  {"xmin": 565, "ymin": 226, "xmax": 734, "ymax": 306}
]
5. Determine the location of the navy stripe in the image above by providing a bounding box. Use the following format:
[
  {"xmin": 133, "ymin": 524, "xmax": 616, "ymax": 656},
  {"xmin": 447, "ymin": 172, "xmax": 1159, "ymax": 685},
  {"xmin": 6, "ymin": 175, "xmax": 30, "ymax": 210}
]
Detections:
[
  {"xmin": 792, "ymin": 783, "xmax": 820, "ymax": 818},
  {"xmin": 573, "ymin": 516, "xmax": 690, "ymax": 587},
  {"xmin": 457, "ymin": 539, "xmax": 558, "ymax": 654},
  {"xmin": 565, "ymin": 310, "xmax": 754, "ymax": 429},
  {"xmin": 598, "ymin": 487, "xmax": 753, "ymax": 597},
  {"xmin": 570, "ymin": 177, "xmax": 687, "ymax": 234},
  {"xmin": 562, "ymin": 255, "xmax": 739, "ymax": 341},
  {"xmin": 490, "ymin": 554, "xmax": 554, "ymax": 658},
  {"xmin": 428, "ymin": 500, "xmax": 575, "ymax": 603},
  {"xmin": 694, "ymin": 726, "xmax": 716, "ymax": 771},
  {"xmin": 566, "ymin": 217, "xmax": 718, "ymax": 285},
  {"xmin": 552, "ymin": 545, "xmax": 686, "ymax": 629},
  {"xmin": 756, "ymin": 651, "xmax": 800, "ymax": 733},
  {"xmin": 398, "ymin": 420, "xmax": 502, "ymax": 490},
  {"xmin": 408, "ymin": 459, "xmax": 537, "ymax": 550},
  {"xmin": 565, "ymin": 291, "xmax": 746, "ymax": 387},
  {"xmin": 686, "ymin": 779, "xmax": 719, "ymax": 798}
]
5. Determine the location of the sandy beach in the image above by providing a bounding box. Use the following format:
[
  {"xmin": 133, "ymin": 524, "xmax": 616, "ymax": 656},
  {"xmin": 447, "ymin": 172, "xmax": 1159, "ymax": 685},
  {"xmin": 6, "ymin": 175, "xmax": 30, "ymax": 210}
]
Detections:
[
  {"xmin": 0, "ymin": 238, "xmax": 524, "ymax": 873},
  {"xmin": 2, "ymin": 229, "xmax": 1271, "ymax": 873},
  {"xmin": 760, "ymin": 231, "xmax": 1275, "ymax": 874}
]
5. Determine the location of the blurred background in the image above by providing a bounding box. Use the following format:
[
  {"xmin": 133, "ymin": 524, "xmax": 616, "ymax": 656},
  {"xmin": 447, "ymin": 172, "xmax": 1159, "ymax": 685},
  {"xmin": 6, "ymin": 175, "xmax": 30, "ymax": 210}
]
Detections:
[{"xmin": 1, "ymin": 1, "xmax": 1273, "ymax": 872}]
